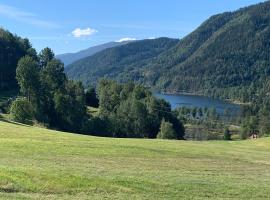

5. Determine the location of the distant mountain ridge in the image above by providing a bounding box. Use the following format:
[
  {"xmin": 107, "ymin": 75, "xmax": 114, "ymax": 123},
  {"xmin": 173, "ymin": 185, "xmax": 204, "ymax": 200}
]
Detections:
[
  {"xmin": 65, "ymin": 37, "xmax": 179, "ymax": 86},
  {"xmin": 66, "ymin": 1, "xmax": 270, "ymax": 102},
  {"xmin": 56, "ymin": 41, "xmax": 130, "ymax": 66}
]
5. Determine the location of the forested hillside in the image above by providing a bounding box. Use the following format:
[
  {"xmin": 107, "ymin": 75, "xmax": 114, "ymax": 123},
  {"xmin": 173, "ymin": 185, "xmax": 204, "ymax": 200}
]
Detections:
[
  {"xmin": 56, "ymin": 41, "xmax": 130, "ymax": 66},
  {"xmin": 0, "ymin": 28, "xmax": 36, "ymax": 90},
  {"xmin": 65, "ymin": 37, "xmax": 179, "ymax": 86},
  {"xmin": 66, "ymin": 1, "xmax": 270, "ymax": 102}
]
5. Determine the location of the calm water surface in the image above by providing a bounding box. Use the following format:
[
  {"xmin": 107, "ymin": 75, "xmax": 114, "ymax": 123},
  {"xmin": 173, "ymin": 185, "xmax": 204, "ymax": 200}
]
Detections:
[{"xmin": 155, "ymin": 93, "xmax": 241, "ymax": 115}]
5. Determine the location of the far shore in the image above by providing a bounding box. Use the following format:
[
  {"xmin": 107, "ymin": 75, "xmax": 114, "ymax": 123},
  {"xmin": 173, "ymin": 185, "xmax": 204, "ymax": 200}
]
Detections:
[{"xmin": 157, "ymin": 91, "xmax": 251, "ymax": 106}]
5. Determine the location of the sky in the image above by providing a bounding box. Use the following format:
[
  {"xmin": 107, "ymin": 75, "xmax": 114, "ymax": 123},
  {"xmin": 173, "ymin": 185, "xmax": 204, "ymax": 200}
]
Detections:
[{"xmin": 0, "ymin": 0, "xmax": 266, "ymax": 54}]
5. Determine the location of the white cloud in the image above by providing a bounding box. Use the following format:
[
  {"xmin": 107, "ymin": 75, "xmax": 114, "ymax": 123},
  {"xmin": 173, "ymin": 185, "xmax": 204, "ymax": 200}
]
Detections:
[
  {"xmin": 71, "ymin": 28, "xmax": 97, "ymax": 38},
  {"xmin": 148, "ymin": 37, "xmax": 156, "ymax": 40},
  {"xmin": 116, "ymin": 37, "xmax": 137, "ymax": 42},
  {"xmin": 0, "ymin": 4, "xmax": 58, "ymax": 29}
]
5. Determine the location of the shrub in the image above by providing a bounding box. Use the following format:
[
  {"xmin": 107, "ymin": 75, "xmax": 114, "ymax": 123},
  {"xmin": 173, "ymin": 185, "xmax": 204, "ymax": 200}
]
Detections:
[
  {"xmin": 240, "ymin": 127, "xmax": 249, "ymax": 140},
  {"xmin": 10, "ymin": 97, "xmax": 34, "ymax": 124},
  {"xmin": 157, "ymin": 119, "xmax": 177, "ymax": 139},
  {"xmin": 224, "ymin": 127, "xmax": 231, "ymax": 140}
]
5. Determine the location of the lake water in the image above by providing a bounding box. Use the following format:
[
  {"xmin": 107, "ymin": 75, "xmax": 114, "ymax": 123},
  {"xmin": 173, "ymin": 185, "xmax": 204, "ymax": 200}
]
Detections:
[{"xmin": 155, "ymin": 93, "xmax": 241, "ymax": 115}]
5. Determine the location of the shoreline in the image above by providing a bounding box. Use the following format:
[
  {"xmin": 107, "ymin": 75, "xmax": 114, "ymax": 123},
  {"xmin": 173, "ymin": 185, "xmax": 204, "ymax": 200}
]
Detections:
[{"xmin": 158, "ymin": 91, "xmax": 251, "ymax": 106}]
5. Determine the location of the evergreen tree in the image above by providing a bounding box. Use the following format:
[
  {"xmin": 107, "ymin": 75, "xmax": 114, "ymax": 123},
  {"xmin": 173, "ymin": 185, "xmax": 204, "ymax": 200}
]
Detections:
[{"xmin": 39, "ymin": 47, "xmax": 55, "ymax": 68}]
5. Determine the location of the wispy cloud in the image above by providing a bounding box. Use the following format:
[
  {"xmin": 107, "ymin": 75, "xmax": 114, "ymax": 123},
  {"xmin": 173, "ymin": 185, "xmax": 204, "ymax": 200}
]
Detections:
[
  {"xmin": 71, "ymin": 28, "xmax": 98, "ymax": 38},
  {"xmin": 0, "ymin": 4, "xmax": 58, "ymax": 29},
  {"xmin": 116, "ymin": 37, "xmax": 137, "ymax": 42}
]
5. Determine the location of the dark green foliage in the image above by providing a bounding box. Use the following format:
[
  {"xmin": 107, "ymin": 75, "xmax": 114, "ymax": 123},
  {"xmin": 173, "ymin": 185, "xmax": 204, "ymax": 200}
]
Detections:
[
  {"xmin": 41, "ymin": 59, "xmax": 67, "ymax": 91},
  {"xmin": 224, "ymin": 127, "xmax": 231, "ymax": 140},
  {"xmin": 56, "ymin": 41, "xmax": 130, "ymax": 66},
  {"xmin": 66, "ymin": 1, "xmax": 270, "ymax": 104},
  {"xmin": 10, "ymin": 97, "xmax": 34, "ymax": 124},
  {"xmin": 0, "ymin": 28, "xmax": 35, "ymax": 90},
  {"xmin": 66, "ymin": 38, "xmax": 179, "ymax": 86},
  {"xmin": 85, "ymin": 87, "xmax": 99, "ymax": 108},
  {"xmin": 96, "ymin": 79, "xmax": 185, "ymax": 139},
  {"xmin": 54, "ymin": 81, "xmax": 86, "ymax": 132},
  {"xmin": 39, "ymin": 47, "xmax": 55, "ymax": 68},
  {"xmin": 157, "ymin": 119, "xmax": 177, "ymax": 140},
  {"xmin": 16, "ymin": 56, "xmax": 40, "ymax": 102},
  {"xmin": 14, "ymin": 47, "xmax": 88, "ymax": 133},
  {"xmin": 81, "ymin": 116, "xmax": 112, "ymax": 137},
  {"xmin": 175, "ymin": 106, "xmax": 241, "ymax": 140},
  {"xmin": 241, "ymin": 116, "xmax": 259, "ymax": 139},
  {"xmin": 114, "ymin": 98, "xmax": 148, "ymax": 138}
]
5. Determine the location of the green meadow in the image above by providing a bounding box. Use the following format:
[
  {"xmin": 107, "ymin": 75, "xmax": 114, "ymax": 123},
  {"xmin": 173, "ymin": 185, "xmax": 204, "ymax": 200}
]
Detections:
[{"xmin": 0, "ymin": 120, "xmax": 270, "ymax": 199}]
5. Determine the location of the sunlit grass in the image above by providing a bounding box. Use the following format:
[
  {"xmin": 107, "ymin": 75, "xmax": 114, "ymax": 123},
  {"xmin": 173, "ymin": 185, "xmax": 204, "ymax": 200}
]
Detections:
[{"xmin": 0, "ymin": 121, "xmax": 270, "ymax": 199}]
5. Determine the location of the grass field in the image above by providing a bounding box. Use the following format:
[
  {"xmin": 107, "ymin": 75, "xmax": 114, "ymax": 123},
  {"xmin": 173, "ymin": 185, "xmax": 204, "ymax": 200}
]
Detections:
[{"xmin": 0, "ymin": 120, "xmax": 270, "ymax": 199}]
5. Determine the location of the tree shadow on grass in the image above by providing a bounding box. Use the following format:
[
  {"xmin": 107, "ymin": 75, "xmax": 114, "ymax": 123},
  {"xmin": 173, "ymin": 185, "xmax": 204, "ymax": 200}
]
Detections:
[{"xmin": 0, "ymin": 116, "xmax": 31, "ymax": 127}]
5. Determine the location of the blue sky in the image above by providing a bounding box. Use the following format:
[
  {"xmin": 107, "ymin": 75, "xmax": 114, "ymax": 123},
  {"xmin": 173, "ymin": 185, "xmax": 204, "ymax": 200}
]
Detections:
[{"xmin": 0, "ymin": 0, "xmax": 265, "ymax": 54}]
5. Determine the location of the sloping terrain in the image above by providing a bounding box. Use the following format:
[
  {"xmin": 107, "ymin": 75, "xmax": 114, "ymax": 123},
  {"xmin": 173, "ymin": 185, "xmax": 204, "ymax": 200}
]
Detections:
[
  {"xmin": 0, "ymin": 120, "xmax": 270, "ymax": 199},
  {"xmin": 66, "ymin": 1, "xmax": 270, "ymax": 100},
  {"xmin": 65, "ymin": 37, "xmax": 179, "ymax": 86},
  {"xmin": 56, "ymin": 41, "xmax": 130, "ymax": 66}
]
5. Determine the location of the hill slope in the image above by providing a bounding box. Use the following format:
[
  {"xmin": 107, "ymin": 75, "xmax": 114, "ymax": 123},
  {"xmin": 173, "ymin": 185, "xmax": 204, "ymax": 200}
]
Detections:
[
  {"xmin": 56, "ymin": 41, "xmax": 130, "ymax": 66},
  {"xmin": 66, "ymin": 1, "xmax": 270, "ymax": 101},
  {"xmin": 1, "ymin": 120, "xmax": 270, "ymax": 199},
  {"xmin": 144, "ymin": 1, "xmax": 270, "ymax": 98},
  {"xmin": 65, "ymin": 37, "xmax": 179, "ymax": 86}
]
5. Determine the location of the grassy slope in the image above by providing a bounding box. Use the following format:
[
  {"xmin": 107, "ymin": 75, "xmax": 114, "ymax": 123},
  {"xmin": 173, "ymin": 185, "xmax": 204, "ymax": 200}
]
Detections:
[{"xmin": 0, "ymin": 121, "xmax": 270, "ymax": 199}]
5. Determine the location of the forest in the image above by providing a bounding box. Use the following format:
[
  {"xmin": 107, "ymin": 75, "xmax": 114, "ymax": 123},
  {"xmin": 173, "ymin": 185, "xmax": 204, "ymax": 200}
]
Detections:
[
  {"xmin": 66, "ymin": 1, "xmax": 270, "ymax": 104},
  {"xmin": 1, "ymin": 1, "xmax": 270, "ymax": 199},
  {"xmin": 1, "ymin": 23, "xmax": 270, "ymax": 140},
  {"xmin": 0, "ymin": 28, "xmax": 185, "ymax": 139}
]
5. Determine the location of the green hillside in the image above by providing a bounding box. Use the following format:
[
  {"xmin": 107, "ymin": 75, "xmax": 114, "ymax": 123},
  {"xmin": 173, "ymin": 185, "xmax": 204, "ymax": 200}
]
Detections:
[
  {"xmin": 0, "ymin": 120, "xmax": 270, "ymax": 199},
  {"xmin": 56, "ymin": 41, "xmax": 130, "ymax": 66},
  {"xmin": 66, "ymin": 1, "xmax": 270, "ymax": 102},
  {"xmin": 65, "ymin": 37, "xmax": 179, "ymax": 86}
]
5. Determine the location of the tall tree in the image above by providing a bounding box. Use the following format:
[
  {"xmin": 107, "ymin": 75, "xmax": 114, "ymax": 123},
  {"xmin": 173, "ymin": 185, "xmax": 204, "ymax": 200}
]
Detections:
[
  {"xmin": 16, "ymin": 56, "xmax": 40, "ymax": 102},
  {"xmin": 39, "ymin": 47, "xmax": 55, "ymax": 68},
  {"xmin": 54, "ymin": 81, "xmax": 87, "ymax": 132}
]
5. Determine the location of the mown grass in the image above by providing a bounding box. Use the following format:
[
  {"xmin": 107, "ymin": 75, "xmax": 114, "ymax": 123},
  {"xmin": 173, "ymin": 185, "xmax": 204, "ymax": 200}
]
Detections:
[{"xmin": 0, "ymin": 121, "xmax": 270, "ymax": 199}]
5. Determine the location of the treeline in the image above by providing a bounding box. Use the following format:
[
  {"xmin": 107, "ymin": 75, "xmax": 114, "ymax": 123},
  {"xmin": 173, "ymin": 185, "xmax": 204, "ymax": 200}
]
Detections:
[
  {"xmin": 240, "ymin": 81, "xmax": 270, "ymax": 138},
  {"xmin": 11, "ymin": 48, "xmax": 87, "ymax": 132},
  {"xmin": 0, "ymin": 28, "xmax": 37, "ymax": 90},
  {"xmin": 65, "ymin": 1, "xmax": 270, "ymax": 105},
  {"xmin": 66, "ymin": 37, "xmax": 179, "ymax": 86},
  {"xmin": 9, "ymin": 46, "xmax": 185, "ymax": 139},
  {"xmin": 175, "ymin": 106, "xmax": 237, "ymax": 140},
  {"xmin": 87, "ymin": 80, "xmax": 185, "ymax": 139}
]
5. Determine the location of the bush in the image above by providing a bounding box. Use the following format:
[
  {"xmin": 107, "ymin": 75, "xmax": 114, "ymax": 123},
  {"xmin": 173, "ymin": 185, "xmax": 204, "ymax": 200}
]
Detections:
[
  {"xmin": 157, "ymin": 119, "xmax": 177, "ymax": 140},
  {"xmin": 10, "ymin": 97, "xmax": 34, "ymax": 124},
  {"xmin": 240, "ymin": 127, "xmax": 249, "ymax": 140},
  {"xmin": 224, "ymin": 127, "xmax": 231, "ymax": 140}
]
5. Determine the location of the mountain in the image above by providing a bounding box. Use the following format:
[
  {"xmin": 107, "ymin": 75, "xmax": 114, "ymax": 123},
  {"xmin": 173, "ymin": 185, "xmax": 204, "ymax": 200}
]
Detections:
[
  {"xmin": 56, "ymin": 41, "xmax": 130, "ymax": 66},
  {"xmin": 65, "ymin": 37, "xmax": 179, "ymax": 86},
  {"xmin": 142, "ymin": 1, "xmax": 270, "ymax": 100},
  {"xmin": 66, "ymin": 1, "xmax": 270, "ymax": 102}
]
